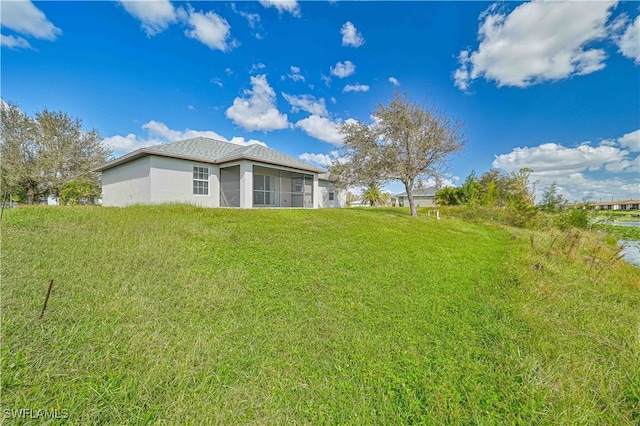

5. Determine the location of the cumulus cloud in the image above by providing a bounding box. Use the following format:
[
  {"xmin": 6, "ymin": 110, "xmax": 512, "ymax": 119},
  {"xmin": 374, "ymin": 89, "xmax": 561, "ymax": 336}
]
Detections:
[
  {"xmin": 388, "ymin": 77, "xmax": 400, "ymax": 86},
  {"xmin": 493, "ymin": 142, "xmax": 627, "ymax": 173},
  {"xmin": 185, "ymin": 8, "xmax": 236, "ymax": 51},
  {"xmin": 1, "ymin": 0, "xmax": 61, "ymax": 44},
  {"xmin": 104, "ymin": 120, "xmax": 267, "ymax": 154},
  {"xmin": 330, "ymin": 61, "xmax": 356, "ymax": 78},
  {"xmin": 1, "ymin": 34, "xmax": 31, "ymax": 49},
  {"xmin": 492, "ymin": 129, "xmax": 640, "ymax": 201},
  {"xmin": 118, "ymin": 0, "xmax": 177, "ymax": 36},
  {"xmin": 343, "ymin": 84, "xmax": 370, "ymax": 93},
  {"xmin": 282, "ymin": 93, "xmax": 327, "ymax": 116},
  {"xmin": 617, "ymin": 129, "xmax": 640, "ymax": 152},
  {"xmin": 341, "ymin": 21, "xmax": 364, "ymax": 47},
  {"xmin": 294, "ymin": 116, "xmax": 357, "ymax": 146},
  {"xmin": 299, "ymin": 152, "xmax": 335, "ymax": 167},
  {"xmin": 285, "ymin": 66, "xmax": 305, "ymax": 82},
  {"xmin": 225, "ymin": 74, "xmax": 289, "ymax": 131},
  {"xmin": 119, "ymin": 2, "xmax": 237, "ymax": 50},
  {"xmin": 455, "ymin": 1, "xmax": 616, "ymax": 90},
  {"xmin": 259, "ymin": 0, "xmax": 300, "ymax": 17},
  {"xmin": 614, "ymin": 15, "xmax": 640, "ymax": 64}
]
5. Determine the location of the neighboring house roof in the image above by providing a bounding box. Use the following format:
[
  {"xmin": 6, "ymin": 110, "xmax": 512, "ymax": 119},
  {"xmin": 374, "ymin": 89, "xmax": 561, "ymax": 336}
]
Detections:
[
  {"xmin": 590, "ymin": 199, "xmax": 640, "ymax": 206},
  {"xmin": 94, "ymin": 137, "xmax": 326, "ymax": 174},
  {"xmin": 395, "ymin": 187, "xmax": 437, "ymax": 197}
]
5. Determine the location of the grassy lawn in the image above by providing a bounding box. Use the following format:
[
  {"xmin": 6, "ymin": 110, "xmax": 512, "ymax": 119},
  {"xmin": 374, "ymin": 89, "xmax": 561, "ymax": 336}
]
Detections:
[
  {"xmin": 596, "ymin": 209, "xmax": 640, "ymax": 222},
  {"xmin": 2, "ymin": 205, "xmax": 639, "ymax": 424}
]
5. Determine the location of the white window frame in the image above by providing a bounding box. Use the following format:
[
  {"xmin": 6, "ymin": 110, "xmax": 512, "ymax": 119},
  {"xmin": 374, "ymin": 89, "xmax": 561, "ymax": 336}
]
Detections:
[{"xmin": 193, "ymin": 166, "xmax": 209, "ymax": 195}]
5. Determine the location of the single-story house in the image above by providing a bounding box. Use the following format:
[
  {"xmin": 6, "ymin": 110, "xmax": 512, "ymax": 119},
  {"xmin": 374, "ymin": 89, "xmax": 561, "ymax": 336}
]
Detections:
[
  {"xmin": 94, "ymin": 137, "xmax": 346, "ymax": 209},
  {"xmin": 394, "ymin": 187, "xmax": 437, "ymax": 208},
  {"xmin": 589, "ymin": 199, "xmax": 640, "ymax": 211}
]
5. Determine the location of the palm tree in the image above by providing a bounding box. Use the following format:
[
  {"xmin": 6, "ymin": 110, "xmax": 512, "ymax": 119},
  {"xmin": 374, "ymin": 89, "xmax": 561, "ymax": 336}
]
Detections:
[{"xmin": 361, "ymin": 182, "xmax": 390, "ymax": 206}]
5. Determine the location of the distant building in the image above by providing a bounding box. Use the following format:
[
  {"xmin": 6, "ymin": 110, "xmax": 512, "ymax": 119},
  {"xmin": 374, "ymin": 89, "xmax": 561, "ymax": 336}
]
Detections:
[
  {"xmin": 589, "ymin": 199, "xmax": 640, "ymax": 211},
  {"xmin": 393, "ymin": 187, "xmax": 437, "ymax": 208}
]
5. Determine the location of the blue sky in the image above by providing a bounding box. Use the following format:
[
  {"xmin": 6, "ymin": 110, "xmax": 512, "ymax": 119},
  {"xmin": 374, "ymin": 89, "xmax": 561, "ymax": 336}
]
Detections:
[{"xmin": 2, "ymin": 0, "xmax": 639, "ymax": 201}]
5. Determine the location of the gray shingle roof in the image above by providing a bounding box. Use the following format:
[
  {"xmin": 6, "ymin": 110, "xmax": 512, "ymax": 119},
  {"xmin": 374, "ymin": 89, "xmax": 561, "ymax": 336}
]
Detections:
[{"xmin": 95, "ymin": 137, "xmax": 326, "ymax": 173}]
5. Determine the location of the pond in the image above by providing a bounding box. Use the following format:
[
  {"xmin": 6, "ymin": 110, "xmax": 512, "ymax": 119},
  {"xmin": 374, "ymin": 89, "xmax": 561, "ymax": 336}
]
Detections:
[
  {"xmin": 616, "ymin": 222, "xmax": 640, "ymax": 268},
  {"xmin": 619, "ymin": 240, "xmax": 640, "ymax": 268}
]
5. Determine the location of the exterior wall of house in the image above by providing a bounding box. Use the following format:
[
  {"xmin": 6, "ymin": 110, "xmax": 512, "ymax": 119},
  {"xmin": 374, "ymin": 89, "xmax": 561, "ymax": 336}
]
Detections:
[
  {"xmin": 318, "ymin": 180, "xmax": 346, "ymax": 208},
  {"xmin": 101, "ymin": 156, "xmax": 151, "ymax": 206},
  {"xmin": 398, "ymin": 196, "xmax": 436, "ymax": 208},
  {"xmin": 101, "ymin": 156, "xmax": 346, "ymax": 209},
  {"xmin": 149, "ymin": 156, "xmax": 219, "ymax": 207}
]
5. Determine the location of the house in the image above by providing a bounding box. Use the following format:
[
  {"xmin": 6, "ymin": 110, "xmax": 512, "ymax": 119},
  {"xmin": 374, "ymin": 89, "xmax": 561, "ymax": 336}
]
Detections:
[
  {"xmin": 94, "ymin": 137, "xmax": 346, "ymax": 209},
  {"xmin": 589, "ymin": 199, "xmax": 640, "ymax": 211},
  {"xmin": 394, "ymin": 187, "xmax": 437, "ymax": 208}
]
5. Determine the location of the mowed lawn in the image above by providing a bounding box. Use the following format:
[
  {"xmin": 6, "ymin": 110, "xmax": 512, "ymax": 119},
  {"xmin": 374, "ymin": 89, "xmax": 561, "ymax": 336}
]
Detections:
[{"xmin": 2, "ymin": 205, "xmax": 639, "ymax": 424}]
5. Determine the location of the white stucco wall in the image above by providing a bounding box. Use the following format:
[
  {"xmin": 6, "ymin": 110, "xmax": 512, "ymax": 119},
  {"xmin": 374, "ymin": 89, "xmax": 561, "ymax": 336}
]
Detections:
[
  {"xmin": 398, "ymin": 196, "xmax": 435, "ymax": 208},
  {"xmin": 101, "ymin": 155, "xmax": 333, "ymax": 209},
  {"xmin": 318, "ymin": 180, "xmax": 346, "ymax": 208},
  {"xmin": 149, "ymin": 156, "xmax": 219, "ymax": 207},
  {"xmin": 101, "ymin": 156, "xmax": 151, "ymax": 207}
]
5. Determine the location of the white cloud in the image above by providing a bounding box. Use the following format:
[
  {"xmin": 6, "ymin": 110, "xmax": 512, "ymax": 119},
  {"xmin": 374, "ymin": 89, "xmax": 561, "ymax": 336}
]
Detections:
[
  {"xmin": 103, "ymin": 133, "xmax": 151, "ymax": 154},
  {"xmin": 1, "ymin": 0, "xmax": 61, "ymax": 40},
  {"xmin": 492, "ymin": 130, "xmax": 640, "ymax": 202},
  {"xmin": 388, "ymin": 77, "xmax": 400, "ymax": 86},
  {"xmin": 295, "ymin": 116, "xmax": 357, "ymax": 146},
  {"xmin": 295, "ymin": 115, "xmax": 343, "ymax": 145},
  {"xmin": 251, "ymin": 62, "xmax": 266, "ymax": 72},
  {"xmin": 330, "ymin": 61, "xmax": 356, "ymax": 78},
  {"xmin": 104, "ymin": 120, "xmax": 267, "ymax": 154},
  {"xmin": 617, "ymin": 129, "xmax": 640, "ymax": 152},
  {"xmin": 210, "ymin": 77, "xmax": 223, "ymax": 87},
  {"xmin": 282, "ymin": 93, "xmax": 327, "ymax": 116},
  {"xmin": 118, "ymin": 0, "xmax": 177, "ymax": 36},
  {"xmin": 286, "ymin": 66, "xmax": 305, "ymax": 82},
  {"xmin": 185, "ymin": 8, "xmax": 235, "ymax": 51},
  {"xmin": 321, "ymin": 74, "xmax": 332, "ymax": 87},
  {"xmin": 225, "ymin": 74, "xmax": 289, "ymax": 131},
  {"xmin": 531, "ymin": 171, "xmax": 638, "ymax": 203},
  {"xmin": 343, "ymin": 84, "xmax": 369, "ymax": 93},
  {"xmin": 341, "ymin": 21, "xmax": 364, "ymax": 47},
  {"xmin": 299, "ymin": 152, "xmax": 334, "ymax": 167},
  {"xmin": 615, "ymin": 15, "xmax": 640, "ymax": 64},
  {"xmin": 493, "ymin": 142, "xmax": 627, "ymax": 173},
  {"xmin": 1, "ymin": 34, "xmax": 31, "ymax": 49},
  {"xmin": 455, "ymin": 1, "xmax": 616, "ymax": 90},
  {"xmin": 231, "ymin": 3, "xmax": 261, "ymax": 29},
  {"xmin": 259, "ymin": 0, "xmax": 300, "ymax": 17}
]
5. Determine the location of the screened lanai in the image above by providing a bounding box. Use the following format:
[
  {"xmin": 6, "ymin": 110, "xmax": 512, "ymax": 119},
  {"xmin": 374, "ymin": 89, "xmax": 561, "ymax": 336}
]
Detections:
[{"xmin": 252, "ymin": 165, "xmax": 314, "ymax": 208}]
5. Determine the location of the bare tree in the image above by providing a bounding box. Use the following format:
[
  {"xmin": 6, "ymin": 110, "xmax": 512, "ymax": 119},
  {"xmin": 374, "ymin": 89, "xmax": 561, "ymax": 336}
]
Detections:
[{"xmin": 330, "ymin": 92, "xmax": 465, "ymax": 217}]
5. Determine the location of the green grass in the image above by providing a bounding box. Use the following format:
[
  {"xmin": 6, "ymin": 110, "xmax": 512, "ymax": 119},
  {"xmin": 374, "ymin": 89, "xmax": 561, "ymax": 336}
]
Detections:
[
  {"xmin": 2, "ymin": 205, "xmax": 639, "ymax": 424},
  {"xmin": 596, "ymin": 210, "xmax": 640, "ymax": 222}
]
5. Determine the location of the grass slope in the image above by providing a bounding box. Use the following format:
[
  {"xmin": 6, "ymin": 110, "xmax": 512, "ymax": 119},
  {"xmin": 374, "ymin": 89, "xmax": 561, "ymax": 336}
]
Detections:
[{"xmin": 2, "ymin": 205, "xmax": 639, "ymax": 424}]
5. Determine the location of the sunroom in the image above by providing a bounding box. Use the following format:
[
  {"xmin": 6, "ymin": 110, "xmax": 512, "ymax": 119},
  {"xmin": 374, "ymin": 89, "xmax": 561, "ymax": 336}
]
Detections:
[{"xmin": 219, "ymin": 163, "xmax": 316, "ymax": 208}]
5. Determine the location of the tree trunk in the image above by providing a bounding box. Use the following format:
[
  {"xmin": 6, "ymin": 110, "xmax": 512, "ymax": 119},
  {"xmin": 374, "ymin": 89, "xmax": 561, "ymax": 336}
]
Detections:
[{"xmin": 404, "ymin": 181, "xmax": 417, "ymax": 217}]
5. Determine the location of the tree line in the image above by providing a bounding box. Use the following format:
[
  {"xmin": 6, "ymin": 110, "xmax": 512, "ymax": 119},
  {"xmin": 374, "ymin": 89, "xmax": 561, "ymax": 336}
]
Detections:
[{"xmin": 0, "ymin": 101, "xmax": 111, "ymax": 204}]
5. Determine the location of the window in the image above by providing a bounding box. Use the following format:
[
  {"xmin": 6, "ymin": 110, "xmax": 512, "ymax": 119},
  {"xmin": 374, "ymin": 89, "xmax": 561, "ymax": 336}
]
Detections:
[
  {"xmin": 329, "ymin": 191, "xmax": 335, "ymax": 201},
  {"xmin": 193, "ymin": 166, "xmax": 209, "ymax": 195}
]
